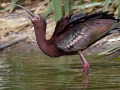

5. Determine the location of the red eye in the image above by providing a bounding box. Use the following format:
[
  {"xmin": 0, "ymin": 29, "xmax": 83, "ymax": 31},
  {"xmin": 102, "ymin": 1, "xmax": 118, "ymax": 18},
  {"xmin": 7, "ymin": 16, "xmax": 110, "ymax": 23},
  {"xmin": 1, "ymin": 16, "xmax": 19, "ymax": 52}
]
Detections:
[
  {"xmin": 34, "ymin": 15, "xmax": 40, "ymax": 20},
  {"xmin": 37, "ymin": 17, "xmax": 40, "ymax": 19}
]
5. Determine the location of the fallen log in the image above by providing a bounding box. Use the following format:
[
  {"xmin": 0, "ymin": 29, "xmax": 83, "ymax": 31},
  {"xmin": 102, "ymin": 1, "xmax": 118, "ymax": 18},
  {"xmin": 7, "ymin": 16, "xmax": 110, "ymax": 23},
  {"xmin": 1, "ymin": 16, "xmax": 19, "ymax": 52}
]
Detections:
[{"xmin": 0, "ymin": 36, "xmax": 28, "ymax": 51}]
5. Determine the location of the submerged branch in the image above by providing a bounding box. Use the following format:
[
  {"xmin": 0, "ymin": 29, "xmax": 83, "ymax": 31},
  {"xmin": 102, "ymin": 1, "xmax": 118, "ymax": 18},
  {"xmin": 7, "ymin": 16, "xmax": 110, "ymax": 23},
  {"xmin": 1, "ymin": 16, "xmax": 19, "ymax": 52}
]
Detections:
[{"xmin": 98, "ymin": 44, "xmax": 120, "ymax": 56}]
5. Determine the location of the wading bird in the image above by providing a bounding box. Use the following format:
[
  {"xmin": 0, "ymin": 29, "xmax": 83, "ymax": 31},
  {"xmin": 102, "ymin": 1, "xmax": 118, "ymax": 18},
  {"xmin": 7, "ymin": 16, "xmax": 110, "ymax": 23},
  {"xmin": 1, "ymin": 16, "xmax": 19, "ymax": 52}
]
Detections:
[{"xmin": 9, "ymin": 3, "xmax": 120, "ymax": 74}]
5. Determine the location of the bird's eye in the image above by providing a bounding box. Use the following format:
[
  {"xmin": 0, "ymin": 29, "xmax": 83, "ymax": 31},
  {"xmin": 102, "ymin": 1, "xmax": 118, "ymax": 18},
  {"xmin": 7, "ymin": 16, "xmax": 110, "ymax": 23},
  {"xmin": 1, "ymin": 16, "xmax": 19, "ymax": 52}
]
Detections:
[
  {"xmin": 34, "ymin": 15, "xmax": 40, "ymax": 20},
  {"xmin": 37, "ymin": 17, "xmax": 40, "ymax": 19},
  {"xmin": 36, "ymin": 17, "xmax": 40, "ymax": 20}
]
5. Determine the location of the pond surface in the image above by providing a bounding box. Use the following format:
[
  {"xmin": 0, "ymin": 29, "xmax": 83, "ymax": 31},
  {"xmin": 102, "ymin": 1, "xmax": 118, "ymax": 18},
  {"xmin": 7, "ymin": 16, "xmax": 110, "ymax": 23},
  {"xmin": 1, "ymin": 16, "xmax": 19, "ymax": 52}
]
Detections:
[{"xmin": 0, "ymin": 51, "xmax": 120, "ymax": 90}]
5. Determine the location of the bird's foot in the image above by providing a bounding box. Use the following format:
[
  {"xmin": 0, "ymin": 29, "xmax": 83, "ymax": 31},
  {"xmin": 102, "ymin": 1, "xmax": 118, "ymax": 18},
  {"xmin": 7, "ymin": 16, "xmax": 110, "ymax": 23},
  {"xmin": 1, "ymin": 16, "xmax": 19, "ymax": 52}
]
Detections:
[{"xmin": 81, "ymin": 63, "xmax": 89, "ymax": 74}]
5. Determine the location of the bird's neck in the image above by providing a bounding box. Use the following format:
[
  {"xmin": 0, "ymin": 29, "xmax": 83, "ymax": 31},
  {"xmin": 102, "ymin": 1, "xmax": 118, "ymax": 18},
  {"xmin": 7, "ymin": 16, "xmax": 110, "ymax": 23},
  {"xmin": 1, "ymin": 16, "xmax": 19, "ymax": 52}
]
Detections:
[
  {"xmin": 32, "ymin": 20, "xmax": 60, "ymax": 57},
  {"xmin": 33, "ymin": 21, "xmax": 47, "ymax": 46}
]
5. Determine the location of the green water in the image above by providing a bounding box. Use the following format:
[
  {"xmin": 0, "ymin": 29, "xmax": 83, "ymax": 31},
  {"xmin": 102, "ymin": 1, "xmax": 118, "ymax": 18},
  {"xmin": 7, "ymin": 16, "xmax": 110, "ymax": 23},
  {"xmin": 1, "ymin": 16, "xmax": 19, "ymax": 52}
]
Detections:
[{"xmin": 0, "ymin": 51, "xmax": 120, "ymax": 90}]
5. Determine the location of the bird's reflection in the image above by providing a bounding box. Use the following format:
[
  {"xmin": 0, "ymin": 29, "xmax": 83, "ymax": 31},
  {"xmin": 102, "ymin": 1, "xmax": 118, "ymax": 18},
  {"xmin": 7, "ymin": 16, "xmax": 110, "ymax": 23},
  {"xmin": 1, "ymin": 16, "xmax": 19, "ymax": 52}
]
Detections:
[{"xmin": 82, "ymin": 72, "xmax": 89, "ymax": 89}]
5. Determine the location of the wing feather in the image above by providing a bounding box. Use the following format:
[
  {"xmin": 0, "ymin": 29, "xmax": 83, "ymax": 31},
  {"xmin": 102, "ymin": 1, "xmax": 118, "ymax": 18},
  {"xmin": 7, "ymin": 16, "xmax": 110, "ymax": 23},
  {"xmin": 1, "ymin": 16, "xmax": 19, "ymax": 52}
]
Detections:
[{"xmin": 52, "ymin": 11, "xmax": 119, "ymax": 52}]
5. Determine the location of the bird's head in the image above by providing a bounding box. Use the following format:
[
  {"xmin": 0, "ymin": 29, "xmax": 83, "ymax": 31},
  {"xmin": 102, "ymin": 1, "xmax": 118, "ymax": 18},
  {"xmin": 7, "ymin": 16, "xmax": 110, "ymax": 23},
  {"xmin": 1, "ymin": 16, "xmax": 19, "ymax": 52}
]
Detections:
[{"xmin": 8, "ymin": 3, "xmax": 46, "ymax": 26}]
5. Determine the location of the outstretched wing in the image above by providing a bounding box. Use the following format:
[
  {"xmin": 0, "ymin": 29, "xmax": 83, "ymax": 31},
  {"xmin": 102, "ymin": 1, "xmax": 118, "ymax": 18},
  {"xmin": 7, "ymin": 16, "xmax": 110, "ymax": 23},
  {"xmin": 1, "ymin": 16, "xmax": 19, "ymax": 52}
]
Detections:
[
  {"xmin": 52, "ymin": 13, "xmax": 86, "ymax": 37},
  {"xmin": 53, "ymin": 11, "xmax": 112, "ymax": 37},
  {"xmin": 56, "ymin": 11, "xmax": 119, "ymax": 52}
]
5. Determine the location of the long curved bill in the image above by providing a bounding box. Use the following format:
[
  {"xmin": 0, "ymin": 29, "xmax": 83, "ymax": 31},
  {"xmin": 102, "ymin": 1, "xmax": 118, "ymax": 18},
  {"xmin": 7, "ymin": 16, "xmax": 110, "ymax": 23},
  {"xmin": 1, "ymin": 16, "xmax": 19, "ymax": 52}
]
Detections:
[{"xmin": 8, "ymin": 3, "xmax": 35, "ymax": 19}]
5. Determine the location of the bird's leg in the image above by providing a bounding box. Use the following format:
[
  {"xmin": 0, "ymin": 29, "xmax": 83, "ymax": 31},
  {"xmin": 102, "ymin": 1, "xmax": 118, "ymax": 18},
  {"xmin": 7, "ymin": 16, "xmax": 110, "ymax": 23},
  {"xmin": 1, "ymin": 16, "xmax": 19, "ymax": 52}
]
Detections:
[{"xmin": 78, "ymin": 51, "xmax": 89, "ymax": 74}]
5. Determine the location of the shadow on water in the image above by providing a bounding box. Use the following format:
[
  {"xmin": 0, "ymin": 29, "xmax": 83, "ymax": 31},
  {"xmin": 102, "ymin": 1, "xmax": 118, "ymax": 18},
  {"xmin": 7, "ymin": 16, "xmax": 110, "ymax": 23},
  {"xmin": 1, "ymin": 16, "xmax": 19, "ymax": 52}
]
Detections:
[{"xmin": 0, "ymin": 51, "xmax": 120, "ymax": 90}]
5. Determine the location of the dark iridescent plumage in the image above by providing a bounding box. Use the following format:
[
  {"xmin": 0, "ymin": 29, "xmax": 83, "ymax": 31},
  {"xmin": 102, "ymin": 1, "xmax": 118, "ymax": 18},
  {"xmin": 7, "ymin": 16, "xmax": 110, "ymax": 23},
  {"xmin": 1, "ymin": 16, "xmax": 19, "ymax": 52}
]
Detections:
[
  {"xmin": 11, "ymin": 4, "xmax": 120, "ymax": 74},
  {"xmin": 56, "ymin": 11, "xmax": 119, "ymax": 52}
]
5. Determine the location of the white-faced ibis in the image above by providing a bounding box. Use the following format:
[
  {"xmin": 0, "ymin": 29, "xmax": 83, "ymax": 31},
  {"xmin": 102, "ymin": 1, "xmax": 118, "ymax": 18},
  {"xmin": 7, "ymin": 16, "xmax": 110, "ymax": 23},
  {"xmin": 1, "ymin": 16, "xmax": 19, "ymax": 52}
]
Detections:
[{"xmin": 10, "ymin": 4, "xmax": 120, "ymax": 74}]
